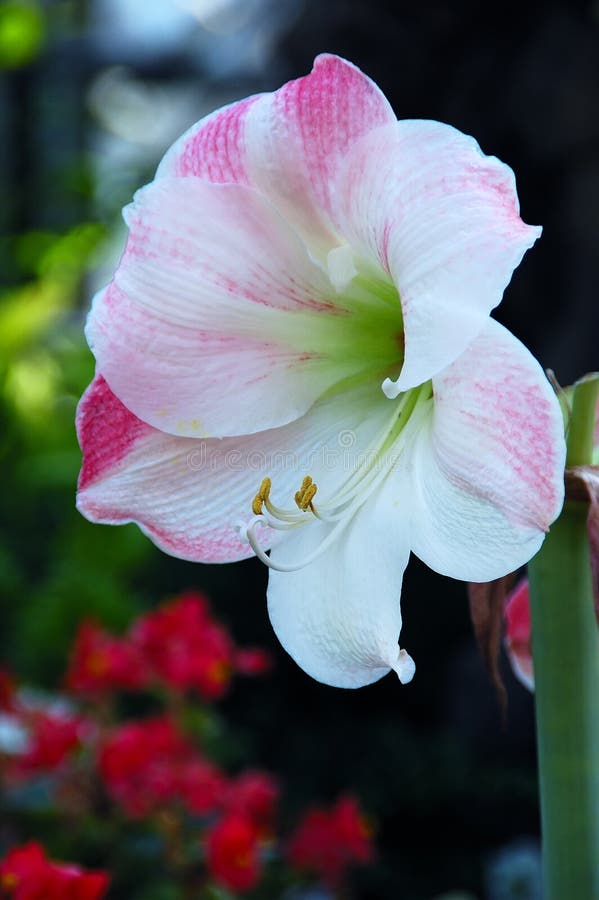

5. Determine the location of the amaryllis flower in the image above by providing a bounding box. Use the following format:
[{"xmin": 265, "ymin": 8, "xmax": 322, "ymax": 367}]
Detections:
[{"xmin": 77, "ymin": 54, "xmax": 565, "ymax": 689}]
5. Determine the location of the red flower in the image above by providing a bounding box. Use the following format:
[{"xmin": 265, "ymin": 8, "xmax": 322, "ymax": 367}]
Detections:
[
  {"xmin": 0, "ymin": 669, "xmax": 16, "ymax": 712},
  {"xmin": 233, "ymin": 648, "xmax": 272, "ymax": 677},
  {"xmin": 205, "ymin": 813, "xmax": 261, "ymax": 893},
  {"xmin": 287, "ymin": 795, "xmax": 374, "ymax": 886},
  {"xmin": 65, "ymin": 620, "xmax": 148, "ymax": 697},
  {"xmin": 98, "ymin": 715, "xmax": 224, "ymax": 818},
  {"xmin": 179, "ymin": 757, "xmax": 227, "ymax": 816},
  {"xmin": 0, "ymin": 842, "xmax": 109, "ymax": 899},
  {"xmin": 0, "ymin": 842, "xmax": 47, "ymax": 898},
  {"xmin": 223, "ymin": 771, "xmax": 279, "ymax": 837},
  {"xmin": 333, "ymin": 795, "xmax": 374, "ymax": 861},
  {"xmin": 99, "ymin": 715, "xmax": 187, "ymax": 816},
  {"xmin": 131, "ymin": 592, "xmax": 235, "ymax": 700},
  {"xmin": 10, "ymin": 708, "xmax": 88, "ymax": 778},
  {"xmin": 131, "ymin": 591, "xmax": 273, "ymax": 700}
]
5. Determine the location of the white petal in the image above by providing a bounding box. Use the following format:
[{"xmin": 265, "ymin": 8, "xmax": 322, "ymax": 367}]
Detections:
[
  {"xmin": 393, "ymin": 318, "xmax": 565, "ymax": 581},
  {"xmin": 77, "ymin": 376, "xmax": 394, "ymax": 564},
  {"xmin": 87, "ymin": 177, "xmax": 361, "ymax": 438},
  {"xmin": 267, "ymin": 481, "xmax": 413, "ymax": 689},
  {"xmin": 333, "ymin": 120, "xmax": 541, "ymax": 391}
]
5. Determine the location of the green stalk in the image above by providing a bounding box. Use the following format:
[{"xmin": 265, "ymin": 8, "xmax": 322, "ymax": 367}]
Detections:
[
  {"xmin": 566, "ymin": 373, "xmax": 599, "ymax": 467},
  {"xmin": 528, "ymin": 375, "xmax": 599, "ymax": 900}
]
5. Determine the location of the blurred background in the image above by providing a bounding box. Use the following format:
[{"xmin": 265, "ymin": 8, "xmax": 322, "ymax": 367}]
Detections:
[{"xmin": 1, "ymin": 0, "xmax": 598, "ymax": 897}]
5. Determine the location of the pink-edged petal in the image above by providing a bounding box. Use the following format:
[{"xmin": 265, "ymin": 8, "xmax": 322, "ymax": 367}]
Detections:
[
  {"xmin": 77, "ymin": 376, "xmax": 394, "ymax": 564},
  {"xmin": 157, "ymin": 54, "xmax": 395, "ymax": 253},
  {"xmin": 504, "ymin": 579, "xmax": 535, "ymax": 691},
  {"xmin": 157, "ymin": 94, "xmax": 264, "ymax": 185},
  {"xmin": 507, "ymin": 645, "xmax": 535, "ymax": 692},
  {"xmin": 505, "ymin": 579, "xmax": 532, "ymax": 645},
  {"xmin": 267, "ymin": 482, "xmax": 414, "ymax": 689},
  {"xmin": 333, "ymin": 120, "xmax": 541, "ymax": 393},
  {"xmin": 86, "ymin": 177, "xmax": 360, "ymax": 439},
  {"xmin": 395, "ymin": 318, "xmax": 565, "ymax": 581}
]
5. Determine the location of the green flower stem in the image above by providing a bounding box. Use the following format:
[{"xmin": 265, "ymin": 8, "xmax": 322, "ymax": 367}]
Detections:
[
  {"xmin": 566, "ymin": 372, "xmax": 599, "ymax": 467},
  {"xmin": 528, "ymin": 375, "xmax": 599, "ymax": 900}
]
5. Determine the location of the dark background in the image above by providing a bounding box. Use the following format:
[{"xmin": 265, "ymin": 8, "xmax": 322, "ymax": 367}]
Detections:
[{"xmin": 1, "ymin": 1, "xmax": 598, "ymax": 897}]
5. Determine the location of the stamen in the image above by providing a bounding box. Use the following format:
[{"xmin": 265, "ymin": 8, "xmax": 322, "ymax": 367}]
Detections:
[
  {"xmin": 241, "ymin": 382, "xmax": 434, "ymax": 573},
  {"xmin": 241, "ymin": 513, "xmax": 354, "ymax": 573},
  {"xmin": 299, "ymin": 483, "xmax": 317, "ymax": 509},
  {"xmin": 251, "ymin": 477, "xmax": 272, "ymax": 515},
  {"xmin": 294, "ymin": 476, "xmax": 318, "ymax": 511}
]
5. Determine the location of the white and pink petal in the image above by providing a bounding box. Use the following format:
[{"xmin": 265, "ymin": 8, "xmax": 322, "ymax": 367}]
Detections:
[
  {"xmin": 157, "ymin": 54, "xmax": 396, "ymax": 253},
  {"xmin": 504, "ymin": 579, "xmax": 535, "ymax": 691},
  {"xmin": 393, "ymin": 318, "xmax": 565, "ymax": 581},
  {"xmin": 332, "ymin": 120, "xmax": 541, "ymax": 393},
  {"xmin": 86, "ymin": 177, "xmax": 359, "ymax": 439},
  {"xmin": 77, "ymin": 376, "xmax": 394, "ymax": 565}
]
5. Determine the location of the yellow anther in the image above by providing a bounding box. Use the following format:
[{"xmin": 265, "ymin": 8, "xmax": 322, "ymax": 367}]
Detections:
[
  {"xmin": 294, "ymin": 476, "xmax": 318, "ymax": 511},
  {"xmin": 251, "ymin": 477, "xmax": 272, "ymax": 515},
  {"xmin": 302, "ymin": 483, "xmax": 317, "ymax": 509}
]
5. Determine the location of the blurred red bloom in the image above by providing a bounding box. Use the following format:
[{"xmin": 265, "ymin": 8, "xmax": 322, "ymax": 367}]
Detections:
[
  {"xmin": 9, "ymin": 708, "xmax": 88, "ymax": 779},
  {"xmin": 0, "ymin": 842, "xmax": 109, "ymax": 899},
  {"xmin": 223, "ymin": 770, "xmax": 279, "ymax": 837},
  {"xmin": 98, "ymin": 715, "xmax": 189, "ymax": 816},
  {"xmin": 98, "ymin": 715, "xmax": 224, "ymax": 818},
  {"xmin": 287, "ymin": 795, "xmax": 374, "ymax": 886},
  {"xmin": 0, "ymin": 670, "xmax": 16, "ymax": 712},
  {"xmin": 504, "ymin": 578, "xmax": 534, "ymax": 691},
  {"xmin": 205, "ymin": 813, "xmax": 261, "ymax": 893},
  {"xmin": 131, "ymin": 591, "xmax": 273, "ymax": 700},
  {"xmin": 233, "ymin": 648, "xmax": 272, "ymax": 677},
  {"xmin": 132, "ymin": 591, "xmax": 233, "ymax": 700},
  {"xmin": 179, "ymin": 757, "xmax": 228, "ymax": 816},
  {"xmin": 65, "ymin": 620, "xmax": 148, "ymax": 697},
  {"xmin": 131, "ymin": 591, "xmax": 235, "ymax": 700}
]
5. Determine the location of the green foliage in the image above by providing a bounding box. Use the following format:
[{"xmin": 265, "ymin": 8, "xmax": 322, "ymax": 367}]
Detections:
[
  {"xmin": 0, "ymin": 0, "xmax": 45, "ymax": 69},
  {"xmin": 0, "ymin": 216, "xmax": 147, "ymax": 684}
]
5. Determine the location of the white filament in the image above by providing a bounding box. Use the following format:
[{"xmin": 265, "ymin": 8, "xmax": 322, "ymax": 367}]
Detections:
[{"xmin": 237, "ymin": 383, "xmax": 433, "ymax": 573}]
